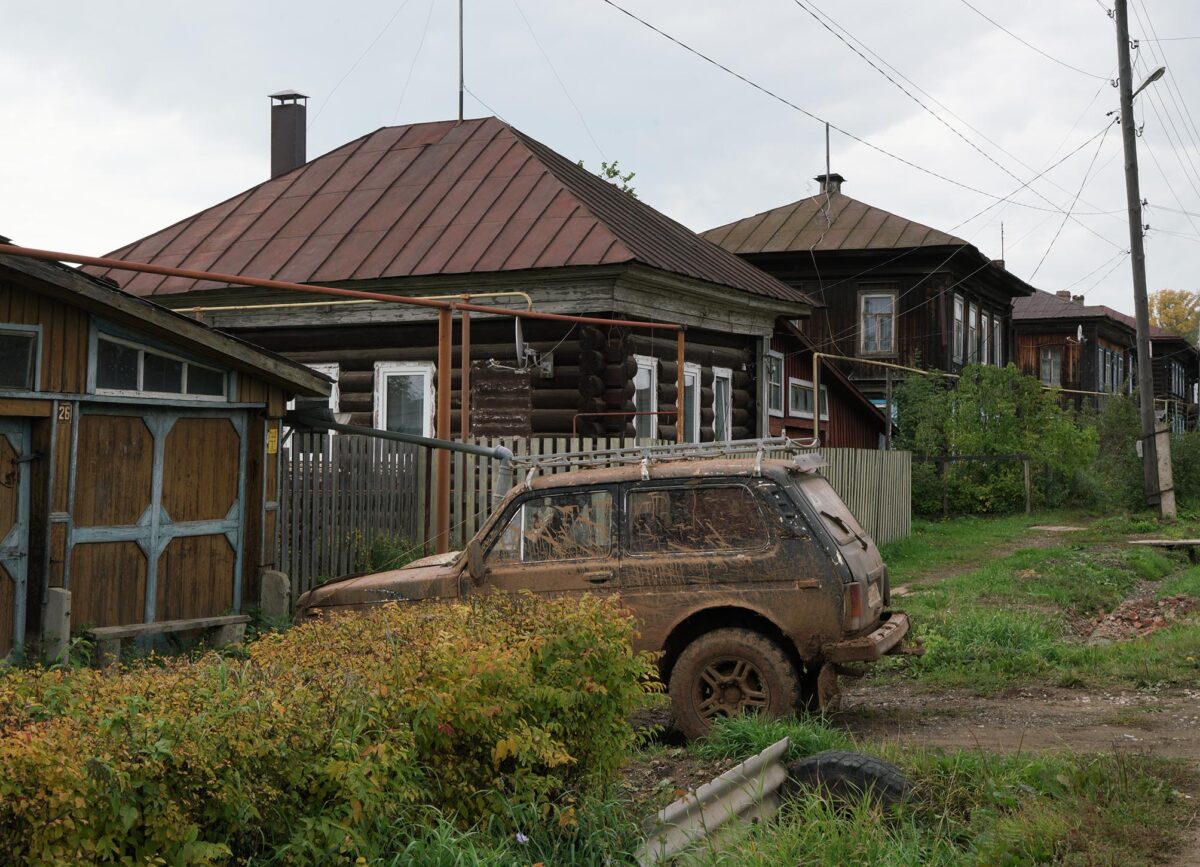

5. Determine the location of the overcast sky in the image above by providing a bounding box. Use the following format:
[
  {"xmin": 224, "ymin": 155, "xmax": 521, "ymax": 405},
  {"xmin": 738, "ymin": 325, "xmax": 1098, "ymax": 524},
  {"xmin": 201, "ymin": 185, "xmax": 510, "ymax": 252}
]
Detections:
[{"xmin": 3, "ymin": 0, "xmax": 1198, "ymax": 315}]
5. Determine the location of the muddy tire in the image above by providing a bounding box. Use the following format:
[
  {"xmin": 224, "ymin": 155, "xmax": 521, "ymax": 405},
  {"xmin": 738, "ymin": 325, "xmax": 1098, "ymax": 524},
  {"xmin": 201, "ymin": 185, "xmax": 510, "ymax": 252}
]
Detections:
[
  {"xmin": 782, "ymin": 750, "xmax": 911, "ymax": 807},
  {"xmin": 668, "ymin": 628, "xmax": 801, "ymax": 740}
]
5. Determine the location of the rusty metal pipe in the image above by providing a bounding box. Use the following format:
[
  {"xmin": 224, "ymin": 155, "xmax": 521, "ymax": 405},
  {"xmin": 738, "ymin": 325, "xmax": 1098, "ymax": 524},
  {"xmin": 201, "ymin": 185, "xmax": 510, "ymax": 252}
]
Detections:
[
  {"xmin": 0, "ymin": 245, "xmax": 680, "ymax": 331},
  {"xmin": 460, "ymin": 309, "xmax": 471, "ymax": 439},
  {"xmin": 179, "ymin": 289, "xmax": 535, "ymax": 318},
  {"xmin": 676, "ymin": 329, "xmax": 686, "ymax": 443},
  {"xmin": 436, "ymin": 309, "xmax": 453, "ymax": 553}
]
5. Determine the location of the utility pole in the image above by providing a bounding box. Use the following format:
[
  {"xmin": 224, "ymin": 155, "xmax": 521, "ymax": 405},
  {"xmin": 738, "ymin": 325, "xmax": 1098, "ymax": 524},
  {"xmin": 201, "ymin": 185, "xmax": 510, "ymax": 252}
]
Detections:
[{"xmin": 1115, "ymin": 0, "xmax": 1176, "ymax": 518}]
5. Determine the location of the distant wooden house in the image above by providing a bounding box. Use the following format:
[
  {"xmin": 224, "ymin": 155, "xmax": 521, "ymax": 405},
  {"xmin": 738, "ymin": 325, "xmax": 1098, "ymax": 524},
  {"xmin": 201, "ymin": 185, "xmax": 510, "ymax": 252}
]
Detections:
[
  {"xmin": 1013, "ymin": 289, "xmax": 1198, "ymax": 430},
  {"xmin": 702, "ymin": 174, "xmax": 1036, "ymax": 404},
  {"xmin": 0, "ymin": 252, "xmax": 328, "ymax": 659}
]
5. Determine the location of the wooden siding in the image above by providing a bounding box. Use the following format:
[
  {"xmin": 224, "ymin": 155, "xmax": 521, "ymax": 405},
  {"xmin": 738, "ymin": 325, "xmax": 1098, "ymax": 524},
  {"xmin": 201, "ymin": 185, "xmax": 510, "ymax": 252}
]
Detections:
[
  {"xmin": 1016, "ymin": 332, "xmax": 1080, "ymax": 389},
  {"xmin": 769, "ymin": 333, "xmax": 884, "ymax": 448},
  {"xmin": 74, "ymin": 415, "xmax": 155, "ymax": 526},
  {"xmin": 156, "ymin": 535, "xmax": 236, "ymax": 621},
  {"xmin": 162, "ymin": 418, "xmax": 240, "ymax": 522},
  {"xmin": 0, "ymin": 277, "xmax": 90, "ymax": 393},
  {"xmin": 70, "ymin": 541, "xmax": 147, "ymax": 629}
]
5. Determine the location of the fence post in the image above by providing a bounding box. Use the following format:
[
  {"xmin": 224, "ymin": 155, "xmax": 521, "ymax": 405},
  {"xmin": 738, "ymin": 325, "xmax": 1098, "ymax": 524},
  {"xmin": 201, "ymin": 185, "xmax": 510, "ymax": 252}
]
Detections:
[{"xmin": 1023, "ymin": 458, "xmax": 1032, "ymax": 514}]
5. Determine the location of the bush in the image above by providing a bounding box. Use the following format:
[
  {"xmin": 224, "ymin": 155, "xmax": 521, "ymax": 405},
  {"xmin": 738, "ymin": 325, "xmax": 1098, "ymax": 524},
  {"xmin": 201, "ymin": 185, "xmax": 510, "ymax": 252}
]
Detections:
[{"xmin": 0, "ymin": 594, "xmax": 656, "ymax": 865}]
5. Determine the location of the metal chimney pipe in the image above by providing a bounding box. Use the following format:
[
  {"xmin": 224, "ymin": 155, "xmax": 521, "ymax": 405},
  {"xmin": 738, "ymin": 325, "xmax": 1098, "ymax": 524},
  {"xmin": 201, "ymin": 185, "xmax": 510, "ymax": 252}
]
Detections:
[{"xmin": 269, "ymin": 90, "xmax": 308, "ymax": 178}]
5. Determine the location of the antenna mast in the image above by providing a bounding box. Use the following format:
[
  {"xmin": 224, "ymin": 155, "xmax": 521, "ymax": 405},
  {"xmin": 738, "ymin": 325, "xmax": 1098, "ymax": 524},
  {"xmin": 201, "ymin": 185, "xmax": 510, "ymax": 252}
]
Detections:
[{"xmin": 458, "ymin": 0, "xmax": 464, "ymax": 121}]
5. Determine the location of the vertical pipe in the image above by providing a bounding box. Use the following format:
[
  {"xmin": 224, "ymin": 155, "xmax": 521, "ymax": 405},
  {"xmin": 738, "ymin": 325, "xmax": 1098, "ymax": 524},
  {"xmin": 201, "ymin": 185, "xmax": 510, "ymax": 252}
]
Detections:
[
  {"xmin": 458, "ymin": 0, "xmax": 465, "ymax": 122},
  {"xmin": 676, "ymin": 330, "xmax": 686, "ymax": 443},
  {"xmin": 885, "ymin": 368, "xmax": 893, "ymax": 449},
  {"xmin": 460, "ymin": 309, "xmax": 471, "ymax": 439},
  {"xmin": 436, "ymin": 308, "xmax": 453, "ymax": 552},
  {"xmin": 813, "ymin": 353, "xmax": 823, "ymax": 444}
]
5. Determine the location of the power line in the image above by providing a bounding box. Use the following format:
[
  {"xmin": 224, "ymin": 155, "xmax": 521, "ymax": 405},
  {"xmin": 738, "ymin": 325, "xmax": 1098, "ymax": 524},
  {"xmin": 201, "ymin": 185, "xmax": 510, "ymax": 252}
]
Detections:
[
  {"xmin": 788, "ymin": 0, "xmax": 1124, "ymax": 249},
  {"xmin": 309, "ymin": 0, "xmax": 417, "ymax": 130},
  {"xmin": 1131, "ymin": 2, "xmax": 1200, "ymax": 182},
  {"xmin": 954, "ymin": 0, "xmax": 1109, "ymax": 80},
  {"xmin": 392, "ymin": 0, "xmax": 438, "ymax": 123},
  {"xmin": 597, "ymin": 0, "xmax": 1107, "ymax": 216},
  {"xmin": 510, "ymin": 0, "xmax": 606, "ymax": 160}
]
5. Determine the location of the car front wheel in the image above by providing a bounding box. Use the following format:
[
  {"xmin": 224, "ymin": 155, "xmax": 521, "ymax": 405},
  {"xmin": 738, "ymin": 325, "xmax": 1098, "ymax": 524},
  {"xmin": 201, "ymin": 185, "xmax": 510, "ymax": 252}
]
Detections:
[{"xmin": 669, "ymin": 627, "xmax": 801, "ymax": 740}]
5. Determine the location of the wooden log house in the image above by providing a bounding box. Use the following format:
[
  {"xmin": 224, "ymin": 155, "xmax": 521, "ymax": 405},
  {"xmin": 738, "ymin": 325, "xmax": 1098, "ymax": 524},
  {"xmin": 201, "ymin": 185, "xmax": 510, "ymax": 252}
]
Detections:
[
  {"xmin": 0, "ymin": 252, "xmax": 329, "ymax": 659},
  {"xmin": 90, "ymin": 114, "xmax": 846, "ymax": 445}
]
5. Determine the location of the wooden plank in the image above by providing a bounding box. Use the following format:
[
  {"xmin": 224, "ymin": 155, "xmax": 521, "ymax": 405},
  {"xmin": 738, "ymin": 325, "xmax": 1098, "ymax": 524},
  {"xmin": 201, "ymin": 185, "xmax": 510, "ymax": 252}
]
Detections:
[
  {"xmin": 89, "ymin": 613, "xmax": 250, "ymax": 640},
  {"xmin": 0, "ymin": 398, "xmax": 52, "ymax": 417}
]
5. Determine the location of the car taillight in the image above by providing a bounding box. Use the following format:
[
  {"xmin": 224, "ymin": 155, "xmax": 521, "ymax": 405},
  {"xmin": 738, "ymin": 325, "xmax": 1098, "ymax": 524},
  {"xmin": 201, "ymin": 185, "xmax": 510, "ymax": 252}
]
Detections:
[{"xmin": 844, "ymin": 583, "xmax": 864, "ymax": 631}]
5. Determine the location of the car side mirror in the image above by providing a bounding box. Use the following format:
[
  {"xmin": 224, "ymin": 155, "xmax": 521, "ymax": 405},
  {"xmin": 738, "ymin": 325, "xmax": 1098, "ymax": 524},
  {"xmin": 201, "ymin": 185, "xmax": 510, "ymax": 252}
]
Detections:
[{"xmin": 466, "ymin": 539, "xmax": 486, "ymax": 584}]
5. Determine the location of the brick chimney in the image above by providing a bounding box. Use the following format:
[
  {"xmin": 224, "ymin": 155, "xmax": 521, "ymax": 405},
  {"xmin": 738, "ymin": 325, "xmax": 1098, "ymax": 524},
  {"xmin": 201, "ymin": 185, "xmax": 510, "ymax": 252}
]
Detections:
[
  {"xmin": 269, "ymin": 90, "xmax": 308, "ymax": 178},
  {"xmin": 814, "ymin": 173, "xmax": 845, "ymax": 195},
  {"xmin": 1056, "ymin": 290, "xmax": 1073, "ymax": 300}
]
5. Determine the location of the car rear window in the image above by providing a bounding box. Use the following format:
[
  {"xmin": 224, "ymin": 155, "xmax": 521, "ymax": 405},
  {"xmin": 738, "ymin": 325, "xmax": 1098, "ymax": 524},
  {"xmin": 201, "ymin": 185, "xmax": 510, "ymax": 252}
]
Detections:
[
  {"xmin": 627, "ymin": 485, "xmax": 768, "ymax": 553},
  {"xmin": 793, "ymin": 476, "xmax": 862, "ymax": 546}
]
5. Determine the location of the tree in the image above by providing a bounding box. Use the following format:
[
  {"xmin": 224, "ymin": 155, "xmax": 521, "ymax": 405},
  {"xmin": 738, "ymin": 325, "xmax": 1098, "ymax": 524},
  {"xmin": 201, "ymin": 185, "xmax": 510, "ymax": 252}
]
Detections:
[
  {"xmin": 578, "ymin": 159, "xmax": 637, "ymax": 198},
  {"xmin": 1149, "ymin": 288, "xmax": 1199, "ymax": 344}
]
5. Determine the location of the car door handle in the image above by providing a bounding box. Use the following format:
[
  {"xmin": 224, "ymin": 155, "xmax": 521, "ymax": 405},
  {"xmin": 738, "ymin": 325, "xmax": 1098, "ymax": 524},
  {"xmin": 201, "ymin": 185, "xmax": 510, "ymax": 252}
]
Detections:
[{"xmin": 585, "ymin": 571, "xmax": 614, "ymax": 584}]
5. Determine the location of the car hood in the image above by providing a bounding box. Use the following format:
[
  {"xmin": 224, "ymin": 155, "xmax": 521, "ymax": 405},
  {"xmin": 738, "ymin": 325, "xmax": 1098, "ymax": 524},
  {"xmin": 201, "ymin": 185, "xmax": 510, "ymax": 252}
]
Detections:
[{"xmin": 296, "ymin": 551, "xmax": 462, "ymax": 612}]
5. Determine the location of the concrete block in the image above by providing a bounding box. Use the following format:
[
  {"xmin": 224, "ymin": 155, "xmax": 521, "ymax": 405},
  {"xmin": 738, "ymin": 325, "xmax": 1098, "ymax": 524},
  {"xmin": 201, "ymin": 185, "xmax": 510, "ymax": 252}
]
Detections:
[
  {"xmin": 42, "ymin": 588, "xmax": 71, "ymax": 664},
  {"xmin": 212, "ymin": 621, "xmax": 247, "ymax": 647},
  {"xmin": 260, "ymin": 570, "xmax": 291, "ymax": 621}
]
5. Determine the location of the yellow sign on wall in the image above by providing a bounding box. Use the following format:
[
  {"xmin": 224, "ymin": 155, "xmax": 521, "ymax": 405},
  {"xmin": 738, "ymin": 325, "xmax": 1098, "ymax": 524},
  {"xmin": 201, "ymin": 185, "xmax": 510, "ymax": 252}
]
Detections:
[{"xmin": 267, "ymin": 427, "xmax": 279, "ymax": 455}]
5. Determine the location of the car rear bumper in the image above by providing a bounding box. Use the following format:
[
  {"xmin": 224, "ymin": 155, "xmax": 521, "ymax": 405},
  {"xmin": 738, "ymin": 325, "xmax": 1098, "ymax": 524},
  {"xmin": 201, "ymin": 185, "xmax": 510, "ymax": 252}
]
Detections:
[{"xmin": 822, "ymin": 611, "xmax": 910, "ymax": 663}]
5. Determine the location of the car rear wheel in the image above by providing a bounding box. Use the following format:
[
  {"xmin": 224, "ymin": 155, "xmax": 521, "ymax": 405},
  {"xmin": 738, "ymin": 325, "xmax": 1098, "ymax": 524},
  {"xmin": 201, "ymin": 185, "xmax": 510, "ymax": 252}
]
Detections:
[{"xmin": 669, "ymin": 628, "xmax": 801, "ymax": 740}]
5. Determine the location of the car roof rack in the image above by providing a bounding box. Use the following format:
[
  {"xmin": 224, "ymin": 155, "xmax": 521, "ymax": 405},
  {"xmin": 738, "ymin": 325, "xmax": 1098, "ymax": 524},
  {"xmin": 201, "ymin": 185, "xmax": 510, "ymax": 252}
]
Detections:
[{"xmin": 509, "ymin": 436, "xmax": 820, "ymax": 477}]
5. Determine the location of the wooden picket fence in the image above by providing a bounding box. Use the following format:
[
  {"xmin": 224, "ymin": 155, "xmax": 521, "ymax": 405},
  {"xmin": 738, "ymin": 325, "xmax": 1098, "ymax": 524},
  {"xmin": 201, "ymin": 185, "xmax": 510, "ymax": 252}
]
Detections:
[{"xmin": 279, "ymin": 435, "xmax": 911, "ymax": 593}]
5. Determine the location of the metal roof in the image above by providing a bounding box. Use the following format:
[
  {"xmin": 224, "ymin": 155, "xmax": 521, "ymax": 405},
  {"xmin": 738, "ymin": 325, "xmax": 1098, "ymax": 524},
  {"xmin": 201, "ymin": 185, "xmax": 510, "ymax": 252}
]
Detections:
[
  {"xmin": 701, "ymin": 190, "xmax": 969, "ymax": 254},
  {"xmin": 1013, "ymin": 290, "xmax": 1183, "ymax": 341},
  {"xmin": 95, "ymin": 117, "xmax": 810, "ymax": 307}
]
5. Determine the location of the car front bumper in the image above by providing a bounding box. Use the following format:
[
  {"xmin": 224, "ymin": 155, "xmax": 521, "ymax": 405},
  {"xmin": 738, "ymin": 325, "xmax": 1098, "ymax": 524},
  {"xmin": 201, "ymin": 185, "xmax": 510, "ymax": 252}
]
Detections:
[{"xmin": 822, "ymin": 611, "xmax": 911, "ymax": 663}]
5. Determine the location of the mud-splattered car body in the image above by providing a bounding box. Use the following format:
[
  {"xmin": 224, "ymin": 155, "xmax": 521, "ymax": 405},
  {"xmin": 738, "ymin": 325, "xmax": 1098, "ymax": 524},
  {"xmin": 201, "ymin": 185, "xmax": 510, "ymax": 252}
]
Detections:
[{"xmin": 296, "ymin": 456, "xmax": 911, "ymax": 734}]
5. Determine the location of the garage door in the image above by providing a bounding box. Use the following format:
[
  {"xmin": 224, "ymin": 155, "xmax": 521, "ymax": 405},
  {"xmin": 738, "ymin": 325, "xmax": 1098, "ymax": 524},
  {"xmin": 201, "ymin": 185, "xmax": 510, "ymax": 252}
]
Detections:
[{"xmin": 67, "ymin": 408, "xmax": 248, "ymax": 629}]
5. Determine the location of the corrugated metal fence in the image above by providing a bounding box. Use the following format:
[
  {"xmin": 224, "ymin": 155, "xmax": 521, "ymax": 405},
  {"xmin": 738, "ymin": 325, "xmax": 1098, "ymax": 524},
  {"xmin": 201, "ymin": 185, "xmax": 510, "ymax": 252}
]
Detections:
[{"xmin": 280, "ymin": 436, "xmax": 911, "ymax": 593}]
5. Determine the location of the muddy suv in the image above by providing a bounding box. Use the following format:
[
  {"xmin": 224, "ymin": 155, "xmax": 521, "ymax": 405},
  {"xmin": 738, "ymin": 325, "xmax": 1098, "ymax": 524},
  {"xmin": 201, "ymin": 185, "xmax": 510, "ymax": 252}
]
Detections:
[{"xmin": 296, "ymin": 454, "xmax": 911, "ymax": 738}]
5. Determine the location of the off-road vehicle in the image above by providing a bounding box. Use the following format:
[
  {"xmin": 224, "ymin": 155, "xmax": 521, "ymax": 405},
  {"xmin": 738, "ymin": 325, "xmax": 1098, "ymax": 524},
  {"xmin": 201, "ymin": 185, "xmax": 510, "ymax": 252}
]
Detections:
[{"xmin": 296, "ymin": 450, "xmax": 911, "ymax": 738}]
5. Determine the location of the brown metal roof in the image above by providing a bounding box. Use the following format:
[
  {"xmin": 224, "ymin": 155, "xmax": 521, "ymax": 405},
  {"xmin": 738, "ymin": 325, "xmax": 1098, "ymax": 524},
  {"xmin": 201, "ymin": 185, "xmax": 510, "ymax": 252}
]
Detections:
[
  {"xmin": 700, "ymin": 191, "xmax": 968, "ymax": 254},
  {"xmin": 94, "ymin": 117, "xmax": 810, "ymax": 306},
  {"xmin": 1014, "ymin": 291, "xmax": 1190, "ymax": 342}
]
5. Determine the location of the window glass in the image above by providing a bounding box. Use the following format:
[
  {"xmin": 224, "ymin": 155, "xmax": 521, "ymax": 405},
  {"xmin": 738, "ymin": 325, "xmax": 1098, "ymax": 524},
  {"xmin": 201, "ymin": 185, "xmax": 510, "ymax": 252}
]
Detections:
[
  {"xmin": 860, "ymin": 294, "xmax": 895, "ymax": 354},
  {"xmin": 981, "ymin": 314, "xmax": 991, "ymax": 365},
  {"xmin": 766, "ymin": 354, "xmax": 783, "ymax": 414},
  {"xmin": 96, "ymin": 338, "xmax": 139, "ymax": 390},
  {"xmin": 627, "ymin": 486, "xmax": 767, "ymax": 553},
  {"xmin": 491, "ymin": 491, "xmax": 613, "ymax": 563},
  {"xmin": 0, "ymin": 330, "xmax": 35, "ymax": 389},
  {"xmin": 188, "ymin": 365, "xmax": 227, "ymax": 396},
  {"xmin": 967, "ymin": 305, "xmax": 978, "ymax": 363},
  {"xmin": 1040, "ymin": 347, "xmax": 1062, "ymax": 387},
  {"xmin": 633, "ymin": 356, "xmax": 657, "ymax": 438},
  {"xmin": 142, "ymin": 351, "xmax": 184, "ymax": 393},
  {"xmin": 683, "ymin": 365, "xmax": 700, "ymax": 443},
  {"xmin": 992, "ymin": 318, "xmax": 1003, "ymax": 365},
  {"xmin": 953, "ymin": 296, "xmax": 964, "ymax": 363},
  {"xmin": 713, "ymin": 368, "xmax": 732, "ymax": 441},
  {"xmin": 789, "ymin": 379, "xmax": 814, "ymax": 417},
  {"xmin": 385, "ymin": 372, "xmax": 427, "ymax": 436}
]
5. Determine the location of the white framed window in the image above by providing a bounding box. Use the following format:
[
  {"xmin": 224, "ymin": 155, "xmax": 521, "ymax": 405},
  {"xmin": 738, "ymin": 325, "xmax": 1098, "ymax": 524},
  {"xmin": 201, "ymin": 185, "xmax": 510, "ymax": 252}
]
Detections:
[
  {"xmin": 633, "ymin": 355, "xmax": 658, "ymax": 439},
  {"xmin": 859, "ymin": 290, "xmax": 896, "ymax": 356},
  {"xmin": 712, "ymin": 366, "xmax": 733, "ymax": 442},
  {"xmin": 992, "ymin": 317, "xmax": 1003, "ymax": 366},
  {"xmin": 285, "ymin": 363, "xmax": 341, "ymax": 451},
  {"xmin": 967, "ymin": 304, "xmax": 979, "ymax": 364},
  {"xmin": 374, "ymin": 361, "xmax": 435, "ymax": 437},
  {"xmin": 94, "ymin": 333, "xmax": 228, "ymax": 400},
  {"xmin": 788, "ymin": 378, "xmax": 828, "ymax": 421},
  {"xmin": 1040, "ymin": 347, "xmax": 1062, "ymax": 387},
  {"xmin": 953, "ymin": 295, "xmax": 964, "ymax": 364},
  {"xmin": 682, "ymin": 362, "xmax": 701, "ymax": 443},
  {"xmin": 981, "ymin": 313, "xmax": 991, "ymax": 365},
  {"xmin": 766, "ymin": 350, "xmax": 784, "ymax": 417}
]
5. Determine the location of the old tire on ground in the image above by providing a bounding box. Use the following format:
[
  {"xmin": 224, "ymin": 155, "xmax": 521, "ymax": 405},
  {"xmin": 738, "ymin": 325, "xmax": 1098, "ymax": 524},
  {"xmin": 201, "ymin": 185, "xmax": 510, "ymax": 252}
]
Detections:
[
  {"xmin": 782, "ymin": 750, "xmax": 911, "ymax": 807},
  {"xmin": 669, "ymin": 628, "xmax": 801, "ymax": 740}
]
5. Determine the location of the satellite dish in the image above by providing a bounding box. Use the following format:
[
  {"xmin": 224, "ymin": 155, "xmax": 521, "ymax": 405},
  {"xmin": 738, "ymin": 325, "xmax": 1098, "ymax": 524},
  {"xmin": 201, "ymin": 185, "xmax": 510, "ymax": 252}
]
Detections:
[
  {"xmin": 515, "ymin": 318, "xmax": 526, "ymax": 361},
  {"xmin": 1077, "ymin": 325, "xmax": 1084, "ymax": 342}
]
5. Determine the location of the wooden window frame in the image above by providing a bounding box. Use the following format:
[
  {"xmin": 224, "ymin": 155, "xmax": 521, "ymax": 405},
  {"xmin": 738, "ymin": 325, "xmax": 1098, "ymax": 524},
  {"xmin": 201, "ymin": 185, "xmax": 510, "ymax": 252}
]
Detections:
[
  {"xmin": 91, "ymin": 330, "xmax": 229, "ymax": 402},
  {"xmin": 712, "ymin": 365, "xmax": 733, "ymax": 442},
  {"xmin": 787, "ymin": 377, "xmax": 829, "ymax": 421},
  {"xmin": 1039, "ymin": 346, "xmax": 1062, "ymax": 388},
  {"xmin": 0, "ymin": 323, "xmax": 41, "ymax": 391},
  {"xmin": 766, "ymin": 350, "xmax": 784, "ymax": 418},
  {"xmin": 682, "ymin": 361, "xmax": 701, "ymax": 443},
  {"xmin": 373, "ymin": 361, "xmax": 435, "ymax": 437},
  {"xmin": 633, "ymin": 354, "xmax": 659, "ymax": 439},
  {"xmin": 981, "ymin": 312, "xmax": 991, "ymax": 366},
  {"xmin": 952, "ymin": 295, "xmax": 965, "ymax": 364},
  {"xmin": 992, "ymin": 317, "xmax": 1003, "ymax": 366},
  {"xmin": 858, "ymin": 290, "xmax": 897, "ymax": 357}
]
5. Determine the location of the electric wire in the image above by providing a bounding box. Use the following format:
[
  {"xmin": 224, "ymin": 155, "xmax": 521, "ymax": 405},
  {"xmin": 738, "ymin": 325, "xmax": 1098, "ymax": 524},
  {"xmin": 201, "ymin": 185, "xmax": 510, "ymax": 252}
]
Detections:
[
  {"xmin": 1132, "ymin": 1, "xmax": 1200, "ymax": 167},
  {"xmin": 954, "ymin": 0, "xmax": 1109, "ymax": 79},
  {"xmin": 510, "ymin": 0, "xmax": 606, "ymax": 160},
  {"xmin": 464, "ymin": 85, "xmax": 509, "ymax": 123},
  {"xmin": 597, "ymin": 0, "xmax": 1108, "ymax": 216},
  {"xmin": 789, "ymin": 0, "xmax": 1123, "ymax": 248},
  {"xmin": 1132, "ymin": 56, "xmax": 1200, "ymax": 239},
  {"xmin": 391, "ymin": 0, "xmax": 438, "ymax": 123},
  {"xmin": 1131, "ymin": 53, "xmax": 1200, "ymax": 206}
]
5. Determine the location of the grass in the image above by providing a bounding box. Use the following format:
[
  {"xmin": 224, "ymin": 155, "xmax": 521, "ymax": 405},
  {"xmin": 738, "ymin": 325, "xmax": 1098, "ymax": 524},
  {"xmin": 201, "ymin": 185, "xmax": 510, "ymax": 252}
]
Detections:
[{"xmin": 672, "ymin": 715, "xmax": 1194, "ymax": 867}]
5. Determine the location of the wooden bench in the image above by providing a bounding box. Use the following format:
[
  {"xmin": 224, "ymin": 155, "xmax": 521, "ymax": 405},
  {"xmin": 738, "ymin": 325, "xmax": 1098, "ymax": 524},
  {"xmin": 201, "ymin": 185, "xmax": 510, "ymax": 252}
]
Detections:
[
  {"xmin": 1128, "ymin": 539, "xmax": 1200, "ymax": 563},
  {"xmin": 88, "ymin": 614, "xmax": 251, "ymax": 667}
]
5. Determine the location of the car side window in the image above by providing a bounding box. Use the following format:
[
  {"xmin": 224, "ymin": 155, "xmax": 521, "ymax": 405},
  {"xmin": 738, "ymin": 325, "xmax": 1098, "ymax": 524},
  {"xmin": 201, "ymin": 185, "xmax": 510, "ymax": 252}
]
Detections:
[
  {"xmin": 489, "ymin": 490, "xmax": 614, "ymax": 564},
  {"xmin": 626, "ymin": 485, "xmax": 769, "ymax": 554}
]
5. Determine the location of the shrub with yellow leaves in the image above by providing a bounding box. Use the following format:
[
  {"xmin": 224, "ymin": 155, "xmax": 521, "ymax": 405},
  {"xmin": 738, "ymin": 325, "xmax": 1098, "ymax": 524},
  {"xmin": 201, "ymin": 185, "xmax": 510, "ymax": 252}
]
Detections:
[{"xmin": 0, "ymin": 592, "xmax": 656, "ymax": 864}]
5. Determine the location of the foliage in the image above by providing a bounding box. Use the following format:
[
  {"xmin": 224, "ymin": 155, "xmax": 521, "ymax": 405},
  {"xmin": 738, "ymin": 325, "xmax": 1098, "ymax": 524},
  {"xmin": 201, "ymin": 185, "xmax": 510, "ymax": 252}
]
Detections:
[
  {"xmin": 578, "ymin": 159, "xmax": 637, "ymax": 197},
  {"xmin": 352, "ymin": 532, "xmax": 425, "ymax": 573},
  {"xmin": 1149, "ymin": 288, "xmax": 1199, "ymax": 344},
  {"xmin": 1171, "ymin": 430, "xmax": 1200, "ymax": 509},
  {"xmin": 0, "ymin": 594, "xmax": 656, "ymax": 865},
  {"xmin": 1092, "ymin": 393, "xmax": 1146, "ymax": 510},
  {"xmin": 895, "ymin": 365, "xmax": 1098, "ymax": 515}
]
